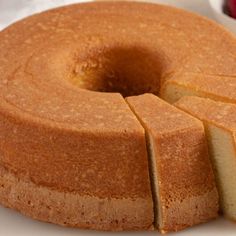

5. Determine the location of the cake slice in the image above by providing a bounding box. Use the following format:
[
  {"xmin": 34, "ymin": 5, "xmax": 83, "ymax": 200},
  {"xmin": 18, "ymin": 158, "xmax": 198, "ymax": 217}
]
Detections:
[
  {"xmin": 161, "ymin": 72, "xmax": 236, "ymax": 104},
  {"xmin": 126, "ymin": 93, "xmax": 219, "ymax": 233},
  {"xmin": 175, "ymin": 96, "xmax": 236, "ymax": 222}
]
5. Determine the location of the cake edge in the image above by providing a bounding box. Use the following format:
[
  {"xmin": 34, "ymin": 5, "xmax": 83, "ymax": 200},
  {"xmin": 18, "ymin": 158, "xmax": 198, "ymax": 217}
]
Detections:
[{"xmin": 0, "ymin": 164, "xmax": 154, "ymax": 231}]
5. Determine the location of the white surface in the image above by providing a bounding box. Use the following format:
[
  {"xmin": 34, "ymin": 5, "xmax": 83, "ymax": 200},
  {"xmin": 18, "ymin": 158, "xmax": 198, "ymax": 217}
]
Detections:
[
  {"xmin": 0, "ymin": 0, "xmax": 217, "ymax": 30},
  {"xmin": 209, "ymin": 0, "xmax": 236, "ymax": 34},
  {"xmin": 0, "ymin": 0, "xmax": 236, "ymax": 235},
  {"xmin": 0, "ymin": 205, "xmax": 236, "ymax": 236}
]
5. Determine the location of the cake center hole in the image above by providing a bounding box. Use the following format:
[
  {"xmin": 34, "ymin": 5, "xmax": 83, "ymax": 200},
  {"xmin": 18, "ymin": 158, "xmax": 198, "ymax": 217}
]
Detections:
[{"xmin": 70, "ymin": 46, "xmax": 163, "ymax": 97}]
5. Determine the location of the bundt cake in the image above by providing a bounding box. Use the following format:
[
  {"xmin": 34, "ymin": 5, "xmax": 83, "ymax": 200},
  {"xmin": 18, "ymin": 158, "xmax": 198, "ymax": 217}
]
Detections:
[
  {"xmin": 175, "ymin": 96, "xmax": 236, "ymax": 222},
  {"xmin": 0, "ymin": 1, "xmax": 235, "ymax": 233},
  {"xmin": 126, "ymin": 94, "xmax": 219, "ymax": 233}
]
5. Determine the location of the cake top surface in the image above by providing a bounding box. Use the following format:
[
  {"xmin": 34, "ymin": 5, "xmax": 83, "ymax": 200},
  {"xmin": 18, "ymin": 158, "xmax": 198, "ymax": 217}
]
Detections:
[
  {"xmin": 0, "ymin": 2, "xmax": 235, "ymax": 131},
  {"xmin": 175, "ymin": 96, "xmax": 236, "ymax": 131},
  {"xmin": 127, "ymin": 93, "xmax": 202, "ymax": 134}
]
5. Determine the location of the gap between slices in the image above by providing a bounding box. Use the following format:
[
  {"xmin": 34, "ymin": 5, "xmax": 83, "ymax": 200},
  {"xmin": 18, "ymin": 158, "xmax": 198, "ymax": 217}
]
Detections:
[{"xmin": 175, "ymin": 96, "xmax": 236, "ymax": 222}]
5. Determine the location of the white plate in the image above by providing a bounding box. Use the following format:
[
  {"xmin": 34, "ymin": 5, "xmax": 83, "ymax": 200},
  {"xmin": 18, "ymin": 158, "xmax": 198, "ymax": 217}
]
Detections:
[
  {"xmin": 0, "ymin": 205, "xmax": 236, "ymax": 236},
  {"xmin": 0, "ymin": 0, "xmax": 235, "ymax": 235},
  {"xmin": 0, "ymin": 0, "xmax": 215, "ymax": 30}
]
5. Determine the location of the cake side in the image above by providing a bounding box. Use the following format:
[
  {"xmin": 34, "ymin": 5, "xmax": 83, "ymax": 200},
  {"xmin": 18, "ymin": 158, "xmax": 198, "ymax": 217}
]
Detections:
[
  {"xmin": 153, "ymin": 127, "xmax": 219, "ymax": 233},
  {"xmin": 0, "ymin": 165, "xmax": 153, "ymax": 231},
  {"xmin": 126, "ymin": 94, "xmax": 219, "ymax": 233},
  {"xmin": 0, "ymin": 96, "xmax": 154, "ymax": 230}
]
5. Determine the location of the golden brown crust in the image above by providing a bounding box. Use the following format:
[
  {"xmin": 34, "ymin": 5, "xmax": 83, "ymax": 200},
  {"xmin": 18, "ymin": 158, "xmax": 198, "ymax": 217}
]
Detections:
[
  {"xmin": 0, "ymin": 1, "xmax": 234, "ymax": 231},
  {"xmin": 174, "ymin": 96, "xmax": 236, "ymax": 131},
  {"xmin": 0, "ymin": 97, "xmax": 152, "ymax": 198},
  {"xmin": 159, "ymin": 189, "xmax": 219, "ymax": 233},
  {"xmin": 0, "ymin": 97, "xmax": 153, "ymax": 230},
  {"xmin": 156, "ymin": 128, "xmax": 219, "ymax": 232},
  {"xmin": 0, "ymin": 164, "xmax": 153, "ymax": 231},
  {"xmin": 126, "ymin": 94, "xmax": 219, "ymax": 233}
]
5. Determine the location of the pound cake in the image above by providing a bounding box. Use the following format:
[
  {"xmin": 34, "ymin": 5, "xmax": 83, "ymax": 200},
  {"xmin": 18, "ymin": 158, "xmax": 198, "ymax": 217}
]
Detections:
[
  {"xmin": 175, "ymin": 96, "xmax": 236, "ymax": 222},
  {"xmin": 0, "ymin": 1, "xmax": 235, "ymax": 232},
  {"xmin": 127, "ymin": 94, "xmax": 219, "ymax": 233}
]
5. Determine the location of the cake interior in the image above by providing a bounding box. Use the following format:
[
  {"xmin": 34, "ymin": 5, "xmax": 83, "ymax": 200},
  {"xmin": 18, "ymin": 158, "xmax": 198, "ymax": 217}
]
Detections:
[
  {"xmin": 162, "ymin": 83, "xmax": 201, "ymax": 104},
  {"xmin": 146, "ymin": 132, "xmax": 162, "ymax": 230},
  {"xmin": 205, "ymin": 124, "xmax": 236, "ymax": 220}
]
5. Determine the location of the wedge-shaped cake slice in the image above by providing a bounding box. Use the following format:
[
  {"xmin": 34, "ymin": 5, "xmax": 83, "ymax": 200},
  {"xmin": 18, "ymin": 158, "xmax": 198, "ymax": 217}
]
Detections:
[
  {"xmin": 126, "ymin": 94, "xmax": 219, "ymax": 233},
  {"xmin": 161, "ymin": 72, "xmax": 236, "ymax": 104},
  {"xmin": 175, "ymin": 96, "xmax": 236, "ymax": 222}
]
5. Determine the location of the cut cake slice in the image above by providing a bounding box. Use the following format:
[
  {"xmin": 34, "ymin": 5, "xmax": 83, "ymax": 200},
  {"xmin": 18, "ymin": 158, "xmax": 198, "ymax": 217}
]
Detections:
[
  {"xmin": 175, "ymin": 96, "xmax": 236, "ymax": 222},
  {"xmin": 161, "ymin": 72, "xmax": 236, "ymax": 104},
  {"xmin": 126, "ymin": 93, "xmax": 219, "ymax": 233}
]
